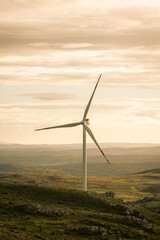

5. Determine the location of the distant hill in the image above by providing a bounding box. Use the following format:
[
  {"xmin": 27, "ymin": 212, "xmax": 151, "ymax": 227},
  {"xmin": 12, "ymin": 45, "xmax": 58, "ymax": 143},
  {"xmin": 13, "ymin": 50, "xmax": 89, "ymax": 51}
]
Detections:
[
  {"xmin": 137, "ymin": 168, "xmax": 160, "ymax": 174},
  {"xmin": 0, "ymin": 144, "xmax": 160, "ymax": 176},
  {"xmin": 0, "ymin": 164, "xmax": 25, "ymax": 173},
  {"xmin": 0, "ymin": 142, "xmax": 160, "ymax": 149}
]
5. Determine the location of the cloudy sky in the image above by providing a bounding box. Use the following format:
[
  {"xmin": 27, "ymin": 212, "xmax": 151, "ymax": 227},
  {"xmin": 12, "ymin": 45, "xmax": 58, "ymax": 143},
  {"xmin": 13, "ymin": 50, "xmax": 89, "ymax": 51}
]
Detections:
[{"xmin": 0, "ymin": 0, "xmax": 160, "ymax": 144}]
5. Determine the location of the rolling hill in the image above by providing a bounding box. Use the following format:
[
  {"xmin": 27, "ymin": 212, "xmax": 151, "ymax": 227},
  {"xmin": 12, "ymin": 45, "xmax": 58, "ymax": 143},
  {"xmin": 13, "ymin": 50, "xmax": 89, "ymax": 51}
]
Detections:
[
  {"xmin": 0, "ymin": 182, "xmax": 160, "ymax": 240},
  {"xmin": 0, "ymin": 169, "xmax": 160, "ymax": 201},
  {"xmin": 0, "ymin": 144, "xmax": 160, "ymax": 176}
]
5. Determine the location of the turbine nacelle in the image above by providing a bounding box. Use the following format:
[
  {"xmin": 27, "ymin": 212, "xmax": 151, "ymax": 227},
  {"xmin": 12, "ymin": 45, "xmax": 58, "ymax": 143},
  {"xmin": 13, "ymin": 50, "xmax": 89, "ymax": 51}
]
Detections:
[{"xmin": 84, "ymin": 119, "xmax": 90, "ymax": 125}]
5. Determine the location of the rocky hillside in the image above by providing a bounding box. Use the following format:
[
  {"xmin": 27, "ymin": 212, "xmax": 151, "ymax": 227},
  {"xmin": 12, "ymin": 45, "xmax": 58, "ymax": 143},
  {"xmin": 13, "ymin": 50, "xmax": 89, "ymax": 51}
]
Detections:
[{"xmin": 0, "ymin": 183, "xmax": 160, "ymax": 239}]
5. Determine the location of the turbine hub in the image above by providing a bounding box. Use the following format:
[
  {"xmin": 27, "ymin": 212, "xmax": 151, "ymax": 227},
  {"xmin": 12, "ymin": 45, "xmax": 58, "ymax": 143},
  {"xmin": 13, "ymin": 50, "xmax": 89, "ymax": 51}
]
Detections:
[{"xmin": 84, "ymin": 119, "xmax": 90, "ymax": 125}]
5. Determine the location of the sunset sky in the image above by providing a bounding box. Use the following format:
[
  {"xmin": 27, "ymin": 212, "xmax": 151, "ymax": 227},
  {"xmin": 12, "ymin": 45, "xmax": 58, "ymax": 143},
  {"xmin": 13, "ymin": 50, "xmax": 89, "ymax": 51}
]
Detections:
[{"xmin": 0, "ymin": 0, "xmax": 160, "ymax": 144}]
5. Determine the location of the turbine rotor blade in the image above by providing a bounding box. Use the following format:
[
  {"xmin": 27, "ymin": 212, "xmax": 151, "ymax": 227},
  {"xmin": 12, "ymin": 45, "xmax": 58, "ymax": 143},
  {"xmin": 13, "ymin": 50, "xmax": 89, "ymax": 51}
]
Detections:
[
  {"xmin": 35, "ymin": 121, "xmax": 82, "ymax": 131},
  {"xmin": 84, "ymin": 125, "xmax": 110, "ymax": 164},
  {"xmin": 83, "ymin": 74, "xmax": 102, "ymax": 120}
]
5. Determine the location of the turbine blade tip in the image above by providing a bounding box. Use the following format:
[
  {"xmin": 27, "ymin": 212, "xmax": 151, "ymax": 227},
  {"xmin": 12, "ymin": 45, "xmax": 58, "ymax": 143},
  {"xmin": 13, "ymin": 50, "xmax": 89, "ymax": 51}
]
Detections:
[
  {"xmin": 35, "ymin": 128, "xmax": 43, "ymax": 131},
  {"xmin": 106, "ymin": 158, "xmax": 110, "ymax": 164}
]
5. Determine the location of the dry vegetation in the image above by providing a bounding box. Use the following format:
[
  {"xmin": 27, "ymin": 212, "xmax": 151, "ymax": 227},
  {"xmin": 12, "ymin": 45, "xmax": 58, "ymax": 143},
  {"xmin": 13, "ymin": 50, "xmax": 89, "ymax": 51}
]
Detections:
[{"xmin": 0, "ymin": 169, "xmax": 160, "ymax": 201}]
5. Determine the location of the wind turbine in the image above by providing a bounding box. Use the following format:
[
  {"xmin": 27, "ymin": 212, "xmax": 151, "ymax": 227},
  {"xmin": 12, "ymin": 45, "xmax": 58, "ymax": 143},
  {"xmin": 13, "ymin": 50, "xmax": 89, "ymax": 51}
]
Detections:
[{"xmin": 35, "ymin": 74, "xmax": 110, "ymax": 191}]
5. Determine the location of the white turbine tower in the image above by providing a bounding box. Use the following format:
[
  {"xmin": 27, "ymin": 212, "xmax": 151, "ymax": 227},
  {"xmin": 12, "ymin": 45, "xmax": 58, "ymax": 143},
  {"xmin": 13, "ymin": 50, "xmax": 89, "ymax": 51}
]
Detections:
[{"xmin": 35, "ymin": 74, "xmax": 110, "ymax": 191}]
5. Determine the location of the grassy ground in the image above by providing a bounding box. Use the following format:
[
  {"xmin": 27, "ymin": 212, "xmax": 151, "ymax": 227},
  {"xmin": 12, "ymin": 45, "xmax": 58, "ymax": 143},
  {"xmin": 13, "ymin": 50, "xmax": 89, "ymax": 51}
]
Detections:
[
  {"xmin": 0, "ymin": 170, "xmax": 160, "ymax": 201},
  {"xmin": 0, "ymin": 170, "xmax": 160, "ymax": 239},
  {"xmin": 0, "ymin": 183, "xmax": 160, "ymax": 240}
]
